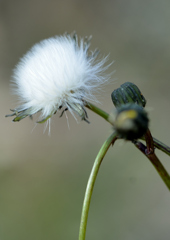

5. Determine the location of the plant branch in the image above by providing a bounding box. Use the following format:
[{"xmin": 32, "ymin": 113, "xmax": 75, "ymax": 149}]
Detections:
[
  {"xmin": 144, "ymin": 128, "xmax": 155, "ymax": 154},
  {"xmin": 79, "ymin": 131, "xmax": 117, "ymax": 240},
  {"xmin": 151, "ymin": 137, "xmax": 170, "ymax": 156},
  {"xmin": 133, "ymin": 140, "xmax": 170, "ymax": 190},
  {"xmin": 85, "ymin": 101, "xmax": 111, "ymax": 124},
  {"xmin": 85, "ymin": 101, "xmax": 170, "ymax": 156}
]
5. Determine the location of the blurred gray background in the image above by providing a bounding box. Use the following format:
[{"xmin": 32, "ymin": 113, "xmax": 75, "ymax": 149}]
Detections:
[{"xmin": 1, "ymin": 0, "xmax": 170, "ymax": 239}]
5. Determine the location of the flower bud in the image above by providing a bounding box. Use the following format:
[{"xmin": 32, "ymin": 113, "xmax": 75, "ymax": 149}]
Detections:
[
  {"xmin": 111, "ymin": 82, "xmax": 146, "ymax": 108},
  {"xmin": 114, "ymin": 103, "xmax": 149, "ymax": 140}
]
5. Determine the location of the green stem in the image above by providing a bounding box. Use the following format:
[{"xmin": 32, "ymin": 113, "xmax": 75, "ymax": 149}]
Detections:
[
  {"xmin": 85, "ymin": 101, "xmax": 110, "ymax": 124},
  {"xmin": 134, "ymin": 140, "xmax": 170, "ymax": 190},
  {"xmin": 78, "ymin": 131, "xmax": 117, "ymax": 240},
  {"xmin": 85, "ymin": 101, "xmax": 170, "ymax": 156},
  {"xmin": 148, "ymin": 153, "xmax": 170, "ymax": 190},
  {"xmin": 152, "ymin": 137, "xmax": 170, "ymax": 156}
]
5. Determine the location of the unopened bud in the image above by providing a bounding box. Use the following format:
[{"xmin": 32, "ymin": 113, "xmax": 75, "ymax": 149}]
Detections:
[{"xmin": 111, "ymin": 82, "xmax": 146, "ymax": 108}]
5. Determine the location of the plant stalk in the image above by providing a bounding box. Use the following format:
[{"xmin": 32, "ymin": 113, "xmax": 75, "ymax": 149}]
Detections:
[
  {"xmin": 134, "ymin": 140, "xmax": 170, "ymax": 190},
  {"xmin": 78, "ymin": 131, "xmax": 117, "ymax": 240}
]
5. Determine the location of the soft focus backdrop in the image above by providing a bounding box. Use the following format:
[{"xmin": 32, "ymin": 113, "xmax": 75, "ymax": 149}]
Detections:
[{"xmin": 1, "ymin": 0, "xmax": 170, "ymax": 239}]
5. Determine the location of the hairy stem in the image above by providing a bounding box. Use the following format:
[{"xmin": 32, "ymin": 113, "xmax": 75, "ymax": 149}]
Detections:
[{"xmin": 79, "ymin": 131, "xmax": 117, "ymax": 240}]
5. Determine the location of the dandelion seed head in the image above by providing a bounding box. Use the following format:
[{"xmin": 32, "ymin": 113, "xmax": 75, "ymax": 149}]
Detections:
[{"xmin": 7, "ymin": 33, "xmax": 111, "ymax": 126}]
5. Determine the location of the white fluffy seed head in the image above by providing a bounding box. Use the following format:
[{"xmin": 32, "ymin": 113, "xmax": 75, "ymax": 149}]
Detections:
[{"xmin": 9, "ymin": 34, "xmax": 111, "ymax": 124}]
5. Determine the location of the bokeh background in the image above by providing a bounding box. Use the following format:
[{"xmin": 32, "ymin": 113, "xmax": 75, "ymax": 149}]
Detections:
[{"xmin": 1, "ymin": 0, "xmax": 170, "ymax": 239}]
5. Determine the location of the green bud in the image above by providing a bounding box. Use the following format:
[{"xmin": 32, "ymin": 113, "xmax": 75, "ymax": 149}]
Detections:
[{"xmin": 111, "ymin": 82, "xmax": 146, "ymax": 108}]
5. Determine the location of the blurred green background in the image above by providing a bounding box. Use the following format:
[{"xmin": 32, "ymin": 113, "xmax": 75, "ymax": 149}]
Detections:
[{"xmin": 1, "ymin": 0, "xmax": 170, "ymax": 239}]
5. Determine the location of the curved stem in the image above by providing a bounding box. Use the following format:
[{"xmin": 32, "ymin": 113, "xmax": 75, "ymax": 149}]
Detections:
[
  {"xmin": 79, "ymin": 131, "xmax": 117, "ymax": 240},
  {"xmin": 85, "ymin": 101, "xmax": 110, "ymax": 123}
]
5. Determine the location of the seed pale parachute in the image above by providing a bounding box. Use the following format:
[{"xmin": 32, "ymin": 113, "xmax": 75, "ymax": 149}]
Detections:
[{"xmin": 6, "ymin": 33, "xmax": 111, "ymax": 126}]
